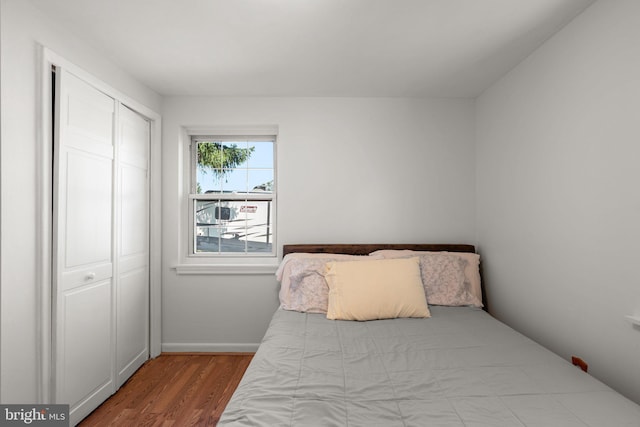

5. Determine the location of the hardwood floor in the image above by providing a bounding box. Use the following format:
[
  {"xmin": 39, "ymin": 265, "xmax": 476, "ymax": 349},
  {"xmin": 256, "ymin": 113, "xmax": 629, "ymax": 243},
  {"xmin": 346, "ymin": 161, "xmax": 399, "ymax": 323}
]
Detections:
[{"xmin": 78, "ymin": 353, "xmax": 253, "ymax": 426}]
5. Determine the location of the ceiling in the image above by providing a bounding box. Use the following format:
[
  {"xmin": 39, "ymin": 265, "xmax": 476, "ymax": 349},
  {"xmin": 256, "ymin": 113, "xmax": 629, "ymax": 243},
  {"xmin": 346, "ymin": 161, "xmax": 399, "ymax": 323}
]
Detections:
[{"xmin": 29, "ymin": 0, "xmax": 595, "ymax": 98}]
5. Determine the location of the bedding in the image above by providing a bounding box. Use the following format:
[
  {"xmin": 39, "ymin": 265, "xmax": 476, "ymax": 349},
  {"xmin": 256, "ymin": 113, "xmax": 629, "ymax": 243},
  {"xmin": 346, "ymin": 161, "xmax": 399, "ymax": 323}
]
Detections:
[
  {"xmin": 219, "ymin": 307, "xmax": 640, "ymax": 426},
  {"xmin": 219, "ymin": 244, "xmax": 640, "ymax": 426}
]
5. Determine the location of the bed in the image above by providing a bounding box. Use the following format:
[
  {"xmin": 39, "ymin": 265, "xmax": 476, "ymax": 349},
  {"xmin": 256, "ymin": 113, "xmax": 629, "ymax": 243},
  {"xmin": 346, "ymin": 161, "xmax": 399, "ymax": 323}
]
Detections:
[{"xmin": 219, "ymin": 244, "xmax": 640, "ymax": 426}]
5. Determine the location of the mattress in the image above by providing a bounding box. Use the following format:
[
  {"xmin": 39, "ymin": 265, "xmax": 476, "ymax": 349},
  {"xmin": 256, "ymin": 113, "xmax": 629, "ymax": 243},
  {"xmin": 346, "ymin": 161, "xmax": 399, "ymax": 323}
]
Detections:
[{"xmin": 219, "ymin": 306, "xmax": 640, "ymax": 426}]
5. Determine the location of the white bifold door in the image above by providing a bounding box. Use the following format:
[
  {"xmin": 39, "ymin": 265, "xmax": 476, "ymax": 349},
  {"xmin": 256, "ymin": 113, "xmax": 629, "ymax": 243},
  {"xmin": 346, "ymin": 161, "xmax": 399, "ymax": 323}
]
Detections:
[{"xmin": 53, "ymin": 68, "xmax": 150, "ymax": 425}]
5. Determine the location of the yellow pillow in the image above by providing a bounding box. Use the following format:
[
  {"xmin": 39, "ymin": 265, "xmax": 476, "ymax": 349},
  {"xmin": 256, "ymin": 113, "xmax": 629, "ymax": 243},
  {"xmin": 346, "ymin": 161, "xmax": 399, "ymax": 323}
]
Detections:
[{"xmin": 324, "ymin": 257, "xmax": 431, "ymax": 321}]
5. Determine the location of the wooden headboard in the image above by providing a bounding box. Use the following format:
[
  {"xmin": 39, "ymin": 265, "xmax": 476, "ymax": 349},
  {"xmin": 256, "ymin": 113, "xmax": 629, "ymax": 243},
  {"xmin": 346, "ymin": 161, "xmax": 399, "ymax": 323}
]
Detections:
[
  {"xmin": 283, "ymin": 243, "xmax": 475, "ymax": 256},
  {"xmin": 282, "ymin": 243, "xmax": 487, "ymax": 310}
]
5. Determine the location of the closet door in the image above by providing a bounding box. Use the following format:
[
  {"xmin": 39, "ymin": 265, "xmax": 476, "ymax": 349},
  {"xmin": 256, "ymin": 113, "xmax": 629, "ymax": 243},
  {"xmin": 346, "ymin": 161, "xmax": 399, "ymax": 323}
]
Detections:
[
  {"xmin": 53, "ymin": 69, "xmax": 116, "ymax": 421},
  {"xmin": 116, "ymin": 106, "xmax": 150, "ymax": 387},
  {"xmin": 53, "ymin": 68, "xmax": 151, "ymax": 424}
]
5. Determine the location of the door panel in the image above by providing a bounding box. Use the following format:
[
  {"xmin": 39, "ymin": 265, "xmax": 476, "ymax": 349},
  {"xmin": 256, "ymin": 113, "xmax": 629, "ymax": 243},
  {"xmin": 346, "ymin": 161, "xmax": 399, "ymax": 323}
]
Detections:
[
  {"xmin": 65, "ymin": 75, "xmax": 114, "ymax": 150},
  {"xmin": 120, "ymin": 166, "xmax": 148, "ymax": 257},
  {"xmin": 117, "ymin": 268, "xmax": 148, "ymax": 384},
  {"xmin": 63, "ymin": 150, "xmax": 112, "ymax": 270},
  {"xmin": 116, "ymin": 105, "xmax": 150, "ymax": 387},
  {"xmin": 54, "ymin": 69, "xmax": 116, "ymax": 423},
  {"xmin": 119, "ymin": 106, "xmax": 149, "ymax": 168},
  {"xmin": 60, "ymin": 280, "xmax": 113, "ymax": 406}
]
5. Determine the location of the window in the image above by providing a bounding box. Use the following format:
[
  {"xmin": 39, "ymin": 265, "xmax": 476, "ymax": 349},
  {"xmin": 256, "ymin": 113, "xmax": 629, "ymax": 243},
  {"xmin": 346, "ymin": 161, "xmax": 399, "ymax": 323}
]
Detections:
[{"xmin": 190, "ymin": 135, "xmax": 275, "ymax": 256}]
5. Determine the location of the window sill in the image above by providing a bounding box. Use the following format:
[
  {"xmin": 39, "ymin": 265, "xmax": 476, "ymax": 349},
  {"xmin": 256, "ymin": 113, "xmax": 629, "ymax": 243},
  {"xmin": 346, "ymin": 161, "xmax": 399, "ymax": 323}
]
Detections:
[{"xmin": 173, "ymin": 262, "xmax": 278, "ymax": 276}]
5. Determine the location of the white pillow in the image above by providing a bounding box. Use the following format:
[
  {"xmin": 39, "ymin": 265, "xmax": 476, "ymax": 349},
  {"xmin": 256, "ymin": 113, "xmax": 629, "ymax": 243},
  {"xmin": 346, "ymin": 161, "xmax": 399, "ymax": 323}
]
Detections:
[{"xmin": 324, "ymin": 257, "xmax": 431, "ymax": 321}]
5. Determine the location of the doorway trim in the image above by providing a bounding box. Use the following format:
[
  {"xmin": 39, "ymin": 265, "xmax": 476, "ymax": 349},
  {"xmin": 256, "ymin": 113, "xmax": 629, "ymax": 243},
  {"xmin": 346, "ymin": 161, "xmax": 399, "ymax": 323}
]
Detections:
[{"xmin": 37, "ymin": 47, "xmax": 162, "ymax": 403}]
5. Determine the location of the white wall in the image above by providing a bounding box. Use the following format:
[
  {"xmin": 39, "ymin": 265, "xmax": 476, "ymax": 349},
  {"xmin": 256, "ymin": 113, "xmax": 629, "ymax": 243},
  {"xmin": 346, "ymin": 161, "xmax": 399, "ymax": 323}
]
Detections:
[
  {"xmin": 476, "ymin": 0, "xmax": 640, "ymax": 404},
  {"xmin": 10, "ymin": 0, "xmax": 638, "ymax": 409},
  {"xmin": 162, "ymin": 97, "xmax": 476, "ymax": 350},
  {"xmin": 0, "ymin": 0, "xmax": 161, "ymax": 402}
]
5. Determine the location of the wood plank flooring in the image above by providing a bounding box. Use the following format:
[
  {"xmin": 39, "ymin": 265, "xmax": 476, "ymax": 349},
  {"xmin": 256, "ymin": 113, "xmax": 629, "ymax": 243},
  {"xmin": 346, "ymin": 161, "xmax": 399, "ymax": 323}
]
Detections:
[{"xmin": 78, "ymin": 353, "xmax": 253, "ymax": 426}]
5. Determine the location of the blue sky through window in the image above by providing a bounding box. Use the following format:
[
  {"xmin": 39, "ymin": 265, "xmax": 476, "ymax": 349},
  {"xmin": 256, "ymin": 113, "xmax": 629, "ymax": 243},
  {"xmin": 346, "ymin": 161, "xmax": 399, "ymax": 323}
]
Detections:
[{"xmin": 197, "ymin": 140, "xmax": 274, "ymax": 193}]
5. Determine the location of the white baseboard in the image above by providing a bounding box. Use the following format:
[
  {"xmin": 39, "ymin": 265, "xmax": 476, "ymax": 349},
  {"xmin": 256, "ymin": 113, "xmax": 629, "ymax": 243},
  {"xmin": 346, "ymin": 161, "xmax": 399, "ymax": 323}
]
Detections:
[{"xmin": 161, "ymin": 342, "xmax": 260, "ymax": 353}]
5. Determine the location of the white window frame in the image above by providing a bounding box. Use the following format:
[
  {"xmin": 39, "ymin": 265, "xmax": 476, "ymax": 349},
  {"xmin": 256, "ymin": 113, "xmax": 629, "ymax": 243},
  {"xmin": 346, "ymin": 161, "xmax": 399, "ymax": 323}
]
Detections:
[{"xmin": 179, "ymin": 126, "xmax": 278, "ymax": 273}]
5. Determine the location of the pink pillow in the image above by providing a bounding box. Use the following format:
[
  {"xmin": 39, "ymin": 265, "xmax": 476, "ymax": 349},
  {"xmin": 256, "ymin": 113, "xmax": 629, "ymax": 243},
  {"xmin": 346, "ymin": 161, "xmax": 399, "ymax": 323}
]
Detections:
[
  {"xmin": 369, "ymin": 250, "xmax": 483, "ymax": 307},
  {"xmin": 276, "ymin": 253, "xmax": 381, "ymax": 313}
]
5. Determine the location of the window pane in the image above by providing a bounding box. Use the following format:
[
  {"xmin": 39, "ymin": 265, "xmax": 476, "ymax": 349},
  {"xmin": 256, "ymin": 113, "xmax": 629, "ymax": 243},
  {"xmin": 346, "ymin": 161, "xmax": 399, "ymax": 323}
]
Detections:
[
  {"xmin": 195, "ymin": 200, "xmax": 221, "ymax": 252},
  {"xmin": 220, "ymin": 168, "xmax": 248, "ymax": 193},
  {"xmin": 195, "ymin": 141, "xmax": 222, "ymax": 194},
  {"xmin": 196, "ymin": 227, "xmax": 222, "ymax": 253},
  {"xmin": 197, "ymin": 169, "xmax": 220, "ymax": 194},
  {"xmin": 222, "ymin": 141, "xmax": 249, "ymax": 169},
  {"xmin": 248, "ymin": 141, "xmax": 274, "ymax": 168},
  {"xmin": 195, "ymin": 199, "xmax": 273, "ymax": 254},
  {"xmin": 246, "ymin": 227, "xmax": 272, "ymax": 253},
  {"xmin": 248, "ymin": 169, "xmax": 274, "ymax": 193}
]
